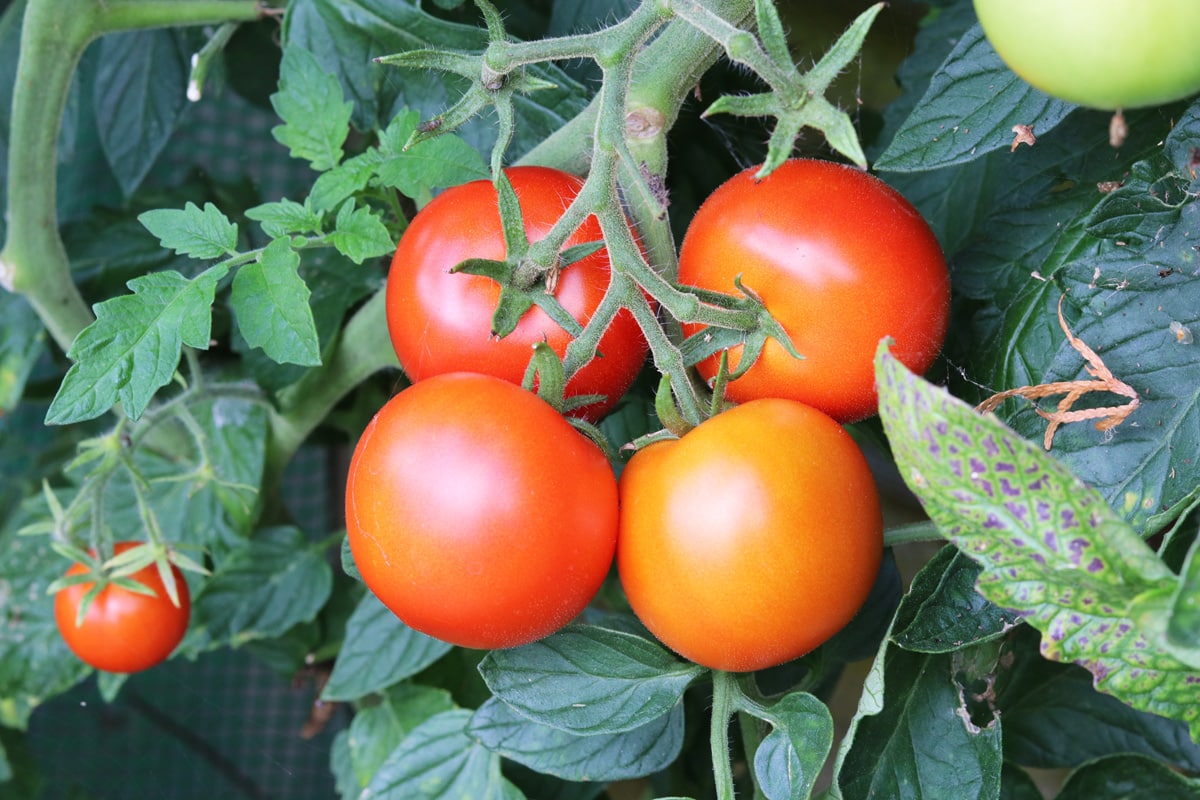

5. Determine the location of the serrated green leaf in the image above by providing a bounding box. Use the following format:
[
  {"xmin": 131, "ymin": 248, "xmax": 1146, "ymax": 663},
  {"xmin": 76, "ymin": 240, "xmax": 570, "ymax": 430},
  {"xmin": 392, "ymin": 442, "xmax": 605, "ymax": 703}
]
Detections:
[
  {"xmin": 231, "ymin": 237, "xmax": 321, "ymax": 366},
  {"xmin": 46, "ymin": 268, "xmax": 224, "ymax": 424},
  {"xmin": 321, "ymin": 593, "xmax": 452, "ymax": 702},
  {"xmin": 191, "ymin": 526, "xmax": 332, "ymax": 646},
  {"xmin": 1170, "ymin": 535, "xmax": 1200, "ymax": 648},
  {"xmin": 138, "ymin": 202, "xmax": 238, "ymax": 260},
  {"xmin": 478, "ymin": 625, "xmax": 702, "ymax": 735},
  {"xmin": 244, "ymin": 197, "xmax": 323, "ymax": 239},
  {"xmin": 876, "ymin": 345, "xmax": 1200, "ymax": 740},
  {"xmin": 752, "ymin": 692, "xmax": 834, "ymax": 800},
  {"xmin": 468, "ymin": 697, "xmax": 684, "ymax": 782},
  {"xmin": 363, "ymin": 709, "xmax": 517, "ymax": 800},
  {"xmin": 309, "ymin": 149, "xmax": 383, "ymax": 213},
  {"xmin": 328, "ymin": 200, "xmax": 395, "ymax": 264},
  {"xmin": 376, "ymin": 108, "xmax": 488, "ymax": 199},
  {"xmin": 874, "ymin": 23, "xmax": 1074, "ymax": 172},
  {"xmin": 270, "ymin": 45, "xmax": 353, "ymax": 171},
  {"xmin": 893, "ymin": 545, "xmax": 1024, "ymax": 654}
]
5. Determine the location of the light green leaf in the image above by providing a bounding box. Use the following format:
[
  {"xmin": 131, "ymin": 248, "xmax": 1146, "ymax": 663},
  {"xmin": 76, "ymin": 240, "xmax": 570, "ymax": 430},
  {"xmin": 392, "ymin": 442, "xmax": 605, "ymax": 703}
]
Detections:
[
  {"xmin": 328, "ymin": 200, "xmax": 395, "ymax": 264},
  {"xmin": 138, "ymin": 201, "xmax": 238, "ymax": 260},
  {"xmin": 46, "ymin": 268, "xmax": 224, "ymax": 424},
  {"xmin": 231, "ymin": 237, "xmax": 321, "ymax": 366},
  {"xmin": 270, "ymin": 45, "xmax": 353, "ymax": 171},
  {"xmin": 244, "ymin": 197, "xmax": 323, "ymax": 238}
]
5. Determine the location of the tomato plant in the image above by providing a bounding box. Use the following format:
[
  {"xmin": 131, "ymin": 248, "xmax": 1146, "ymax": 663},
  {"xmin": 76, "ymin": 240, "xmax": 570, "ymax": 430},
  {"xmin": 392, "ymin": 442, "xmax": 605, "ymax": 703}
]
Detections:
[
  {"xmin": 344, "ymin": 372, "xmax": 618, "ymax": 650},
  {"xmin": 974, "ymin": 0, "xmax": 1200, "ymax": 110},
  {"xmin": 53, "ymin": 542, "xmax": 190, "ymax": 674},
  {"xmin": 617, "ymin": 398, "xmax": 883, "ymax": 672},
  {"xmin": 3, "ymin": 0, "xmax": 1200, "ymax": 797},
  {"xmin": 386, "ymin": 165, "xmax": 648, "ymax": 420},
  {"xmin": 678, "ymin": 158, "xmax": 951, "ymax": 423}
]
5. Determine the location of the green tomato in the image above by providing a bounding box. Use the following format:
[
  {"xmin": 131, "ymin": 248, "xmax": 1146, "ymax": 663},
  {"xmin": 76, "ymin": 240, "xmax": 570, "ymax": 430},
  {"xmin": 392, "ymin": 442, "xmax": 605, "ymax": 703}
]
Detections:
[{"xmin": 974, "ymin": 0, "xmax": 1200, "ymax": 110}]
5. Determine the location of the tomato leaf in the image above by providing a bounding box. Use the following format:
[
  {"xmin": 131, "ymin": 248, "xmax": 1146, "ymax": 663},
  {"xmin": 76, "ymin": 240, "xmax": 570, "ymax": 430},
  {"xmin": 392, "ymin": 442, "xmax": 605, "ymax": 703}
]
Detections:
[
  {"xmin": 997, "ymin": 626, "xmax": 1200, "ymax": 772},
  {"xmin": 269, "ymin": 45, "xmax": 352, "ymax": 172},
  {"xmin": 361, "ymin": 709, "xmax": 519, "ymax": 800},
  {"xmin": 45, "ymin": 267, "xmax": 224, "ymax": 424},
  {"xmin": 1056, "ymin": 754, "xmax": 1200, "ymax": 799},
  {"xmin": 831, "ymin": 639, "xmax": 1002, "ymax": 799},
  {"xmin": 876, "ymin": 345, "xmax": 1200, "ymax": 739},
  {"xmin": 190, "ymin": 526, "xmax": 332, "ymax": 647},
  {"xmin": 328, "ymin": 200, "xmax": 395, "ymax": 265},
  {"xmin": 231, "ymin": 237, "xmax": 321, "ymax": 366},
  {"xmin": 874, "ymin": 23, "xmax": 1074, "ymax": 172},
  {"xmin": 93, "ymin": 29, "xmax": 190, "ymax": 196},
  {"xmin": 375, "ymin": 108, "xmax": 489, "ymax": 200},
  {"xmin": 468, "ymin": 696, "xmax": 684, "ymax": 782},
  {"xmin": 244, "ymin": 197, "xmax": 323, "ymax": 239},
  {"xmin": 892, "ymin": 545, "xmax": 1023, "ymax": 654},
  {"xmin": 750, "ymin": 692, "xmax": 834, "ymax": 800},
  {"xmin": 478, "ymin": 624, "xmax": 703, "ymax": 736},
  {"xmin": 138, "ymin": 202, "xmax": 238, "ymax": 260},
  {"xmin": 321, "ymin": 592, "xmax": 453, "ymax": 702},
  {"xmin": 346, "ymin": 684, "xmax": 457, "ymax": 790},
  {"xmin": 1170, "ymin": 535, "xmax": 1200, "ymax": 650}
]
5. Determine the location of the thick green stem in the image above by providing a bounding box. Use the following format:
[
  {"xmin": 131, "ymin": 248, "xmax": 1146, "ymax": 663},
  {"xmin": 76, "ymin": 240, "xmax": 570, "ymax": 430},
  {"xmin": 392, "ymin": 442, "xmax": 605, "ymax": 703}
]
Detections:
[
  {"xmin": 263, "ymin": 287, "xmax": 399, "ymax": 500},
  {"xmin": 0, "ymin": 0, "xmax": 262, "ymax": 354}
]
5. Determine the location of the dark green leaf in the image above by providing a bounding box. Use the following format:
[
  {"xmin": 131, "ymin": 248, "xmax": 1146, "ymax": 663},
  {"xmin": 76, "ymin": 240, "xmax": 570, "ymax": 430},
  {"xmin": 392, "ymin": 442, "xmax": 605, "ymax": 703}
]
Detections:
[
  {"xmin": 1000, "ymin": 764, "xmax": 1045, "ymax": 800},
  {"xmin": 752, "ymin": 692, "xmax": 834, "ymax": 800},
  {"xmin": 468, "ymin": 697, "xmax": 684, "ymax": 782},
  {"xmin": 834, "ymin": 645, "xmax": 1002, "ymax": 800},
  {"xmin": 191, "ymin": 526, "xmax": 332, "ymax": 646},
  {"xmin": 875, "ymin": 24, "xmax": 1074, "ymax": 172},
  {"xmin": 93, "ymin": 29, "xmax": 190, "ymax": 195},
  {"xmin": 1170, "ymin": 534, "xmax": 1200, "ymax": 649},
  {"xmin": 876, "ymin": 347, "xmax": 1200, "ymax": 740},
  {"xmin": 478, "ymin": 625, "xmax": 702, "ymax": 735},
  {"xmin": 348, "ymin": 684, "xmax": 456, "ymax": 789},
  {"xmin": 46, "ymin": 268, "xmax": 224, "ymax": 424},
  {"xmin": 138, "ymin": 201, "xmax": 238, "ymax": 260},
  {"xmin": 363, "ymin": 709, "xmax": 518, "ymax": 800},
  {"xmin": 893, "ymin": 545, "xmax": 1023, "ymax": 653},
  {"xmin": 997, "ymin": 627, "xmax": 1200, "ymax": 772},
  {"xmin": 328, "ymin": 200, "xmax": 395, "ymax": 264},
  {"xmin": 1056, "ymin": 754, "xmax": 1200, "ymax": 800},
  {"xmin": 270, "ymin": 45, "xmax": 352, "ymax": 171},
  {"xmin": 331, "ymin": 730, "xmax": 357, "ymax": 799},
  {"xmin": 231, "ymin": 237, "xmax": 321, "ymax": 366},
  {"xmin": 322, "ymin": 593, "xmax": 452, "ymax": 702}
]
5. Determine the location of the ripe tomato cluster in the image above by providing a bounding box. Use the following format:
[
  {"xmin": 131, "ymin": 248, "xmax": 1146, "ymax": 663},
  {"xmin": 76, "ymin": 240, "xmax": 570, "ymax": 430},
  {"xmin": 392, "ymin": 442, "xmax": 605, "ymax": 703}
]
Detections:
[
  {"xmin": 54, "ymin": 542, "xmax": 191, "ymax": 674},
  {"xmin": 357, "ymin": 158, "xmax": 948, "ymax": 668}
]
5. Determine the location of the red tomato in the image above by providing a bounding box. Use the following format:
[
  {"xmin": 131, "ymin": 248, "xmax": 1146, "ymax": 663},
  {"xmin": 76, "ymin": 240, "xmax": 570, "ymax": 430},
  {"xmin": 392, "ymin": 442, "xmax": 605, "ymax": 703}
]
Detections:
[
  {"xmin": 678, "ymin": 158, "xmax": 950, "ymax": 423},
  {"xmin": 386, "ymin": 166, "xmax": 648, "ymax": 421},
  {"xmin": 54, "ymin": 542, "xmax": 191, "ymax": 673},
  {"xmin": 617, "ymin": 399, "xmax": 883, "ymax": 672},
  {"xmin": 344, "ymin": 372, "xmax": 619, "ymax": 649}
]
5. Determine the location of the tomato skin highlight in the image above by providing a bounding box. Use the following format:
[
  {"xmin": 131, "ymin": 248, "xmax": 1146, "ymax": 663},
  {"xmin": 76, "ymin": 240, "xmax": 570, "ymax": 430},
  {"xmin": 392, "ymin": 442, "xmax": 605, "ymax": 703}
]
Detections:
[
  {"xmin": 344, "ymin": 372, "xmax": 619, "ymax": 650},
  {"xmin": 386, "ymin": 165, "xmax": 648, "ymax": 421},
  {"xmin": 974, "ymin": 0, "xmax": 1200, "ymax": 111},
  {"xmin": 617, "ymin": 399, "xmax": 883, "ymax": 672},
  {"xmin": 54, "ymin": 541, "xmax": 191, "ymax": 674},
  {"xmin": 678, "ymin": 158, "xmax": 950, "ymax": 423}
]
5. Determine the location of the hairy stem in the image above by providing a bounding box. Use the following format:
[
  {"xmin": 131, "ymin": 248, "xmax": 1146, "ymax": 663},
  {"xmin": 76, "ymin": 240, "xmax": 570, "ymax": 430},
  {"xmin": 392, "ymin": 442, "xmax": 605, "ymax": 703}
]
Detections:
[{"xmin": 710, "ymin": 670, "xmax": 740, "ymax": 800}]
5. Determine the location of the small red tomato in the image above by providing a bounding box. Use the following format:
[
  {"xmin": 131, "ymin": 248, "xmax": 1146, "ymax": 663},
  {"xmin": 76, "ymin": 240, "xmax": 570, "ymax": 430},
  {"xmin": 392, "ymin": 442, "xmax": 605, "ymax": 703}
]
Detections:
[{"xmin": 54, "ymin": 542, "xmax": 190, "ymax": 673}]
